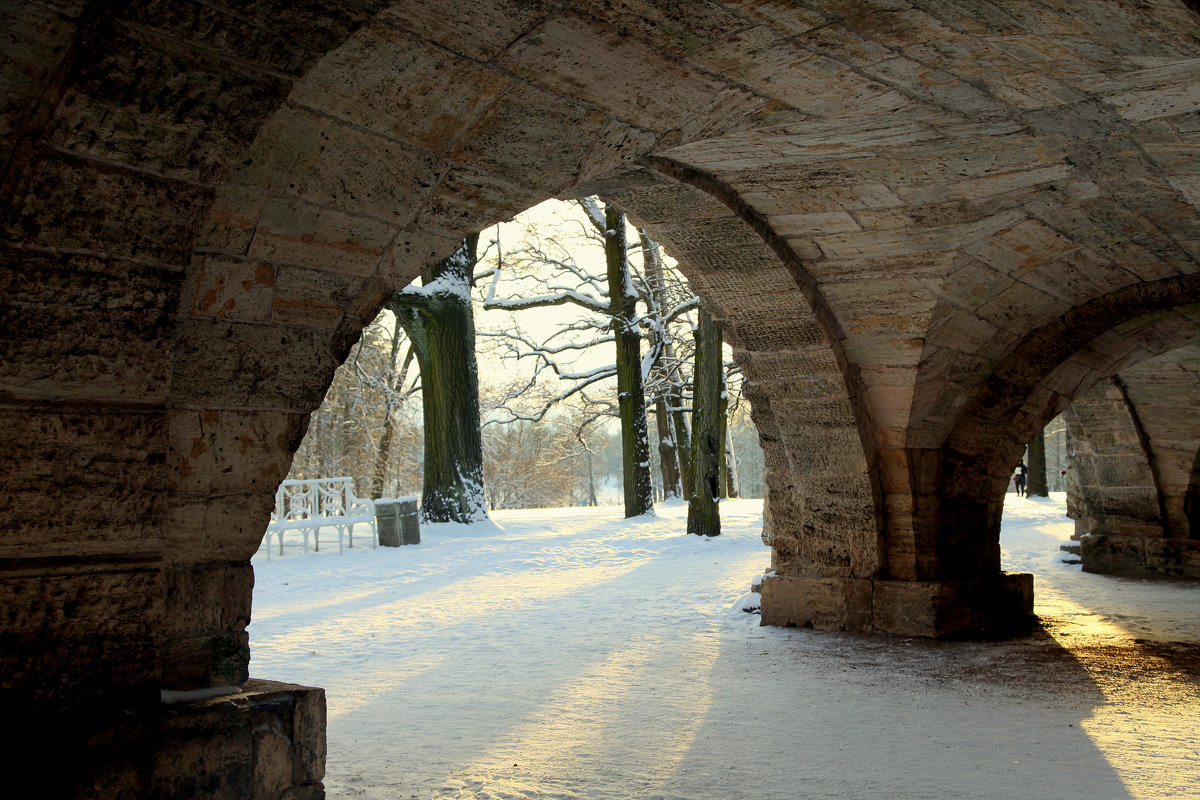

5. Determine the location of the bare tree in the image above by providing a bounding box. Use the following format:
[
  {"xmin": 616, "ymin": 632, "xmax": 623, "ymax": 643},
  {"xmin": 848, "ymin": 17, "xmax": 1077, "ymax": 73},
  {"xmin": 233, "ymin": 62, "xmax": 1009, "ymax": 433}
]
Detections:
[{"xmin": 479, "ymin": 198, "xmax": 698, "ymax": 517}]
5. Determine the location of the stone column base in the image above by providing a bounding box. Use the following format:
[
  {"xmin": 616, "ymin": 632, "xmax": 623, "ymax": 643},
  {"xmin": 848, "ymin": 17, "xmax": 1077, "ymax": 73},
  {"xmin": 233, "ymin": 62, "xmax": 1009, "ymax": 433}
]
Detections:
[
  {"xmin": 153, "ymin": 680, "xmax": 326, "ymax": 799},
  {"xmin": 1081, "ymin": 534, "xmax": 1200, "ymax": 578},
  {"xmin": 760, "ymin": 573, "xmax": 1034, "ymax": 638}
]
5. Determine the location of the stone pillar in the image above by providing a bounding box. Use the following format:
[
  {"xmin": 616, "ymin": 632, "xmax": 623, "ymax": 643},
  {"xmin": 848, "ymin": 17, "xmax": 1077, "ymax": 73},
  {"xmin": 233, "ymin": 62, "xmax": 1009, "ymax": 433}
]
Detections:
[{"xmin": 1065, "ymin": 355, "xmax": 1200, "ymax": 578}]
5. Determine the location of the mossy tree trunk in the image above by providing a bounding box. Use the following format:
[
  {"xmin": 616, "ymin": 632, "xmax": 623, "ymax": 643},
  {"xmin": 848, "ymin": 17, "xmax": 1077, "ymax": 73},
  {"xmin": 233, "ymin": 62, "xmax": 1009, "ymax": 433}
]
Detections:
[
  {"xmin": 606, "ymin": 206, "xmax": 654, "ymax": 518},
  {"xmin": 390, "ymin": 236, "xmax": 486, "ymax": 523},
  {"xmin": 1027, "ymin": 428, "xmax": 1049, "ymax": 498},
  {"xmin": 687, "ymin": 308, "xmax": 725, "ymax": 536}
]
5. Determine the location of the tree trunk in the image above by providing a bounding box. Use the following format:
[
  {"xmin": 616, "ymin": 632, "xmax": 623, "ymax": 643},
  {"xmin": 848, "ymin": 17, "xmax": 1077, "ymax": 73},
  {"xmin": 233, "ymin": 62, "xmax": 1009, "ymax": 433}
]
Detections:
[
  {"xmin": 606, "ymin": 207, "xmax": 654, "ymax": 517},
  {"xmin": 1027, "ymin": 428, "xmax": 1049, "ymax": 497},
  {"xmin": 655, "ymin": 397, "xmax": 682, "ymax": 500},
  {"xmin": 670, "ymin": 390, "xmax": 693, "ymax": 499},
  {"xmin": 725, "ymin": 423, "xmax": 740, "ymax": 499},
  {"xmin": 586, "ymin": 450, "xmax": 598, "ymax": 507},
  {"xmin": 688, "ymin": 308, "xmax": 725, "ymax": 536},
  {"xmin": 391, "ymin": 236, "xmax": 487, "ymax": 523}
]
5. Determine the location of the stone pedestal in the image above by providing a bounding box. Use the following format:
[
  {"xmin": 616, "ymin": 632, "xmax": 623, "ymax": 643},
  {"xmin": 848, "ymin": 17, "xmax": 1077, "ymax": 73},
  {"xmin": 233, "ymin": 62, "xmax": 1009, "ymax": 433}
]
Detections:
[
  {"xmin": 1081, "ymin": 534, "xmax": 1200, "ymax": 578},
  {"xmin": 153, "ymin": 680, "xmax": 326, "ymax": 800},
  {"xmin": 376, "ymin": 498, "xmax": 420, "ymax": 547},
  {"xmin": 760, "ymin": 573, "xmax": 1034, "ymax": 638}
]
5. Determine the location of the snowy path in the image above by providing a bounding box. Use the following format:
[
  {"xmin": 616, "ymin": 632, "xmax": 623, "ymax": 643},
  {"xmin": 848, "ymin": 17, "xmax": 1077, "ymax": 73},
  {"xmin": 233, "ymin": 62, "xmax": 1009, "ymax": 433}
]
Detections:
[{"xmin": 250, "ymin": 497, "xmax": 1200, "ymax": 800}]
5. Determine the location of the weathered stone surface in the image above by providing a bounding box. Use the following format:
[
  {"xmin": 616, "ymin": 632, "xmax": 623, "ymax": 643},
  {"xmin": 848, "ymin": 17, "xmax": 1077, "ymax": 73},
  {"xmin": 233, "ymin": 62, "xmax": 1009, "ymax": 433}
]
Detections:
[
  {"xmin": 759, "ymin": 575, "xmax": 873, "ymax": 631},
  {"xmin": 4, "ymin": 153, "xmax": 211, "ymax": 265},
  {"xmin": 0, "ymin": 408, "xmax": 168, "ymax": 557},
  {"xmin": 153, "ymin": 681, "xmax": 326, "ymax": 800},
  {"xmin": 171, "ymin": 320, "xmax": 338, "ymax": 410},
  {"xmin": 1068, "ymin": 344, "xmax": 1200, "ymax": 577},
  {"xmin": 47, "ymin": 25, "xmax": 291, "ymax": 183},
  {"xmin": 6, "ymin": 0, "xmax": 1200, "ymax": 793},
  {"xmin": 0, "ymin": 248, "xmax": 177, "ymax": 401}
]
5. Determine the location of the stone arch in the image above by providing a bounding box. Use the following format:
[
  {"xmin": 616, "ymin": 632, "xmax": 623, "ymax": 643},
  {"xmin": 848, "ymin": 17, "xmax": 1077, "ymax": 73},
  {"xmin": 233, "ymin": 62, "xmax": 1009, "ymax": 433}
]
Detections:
[
  {"xmin": 1064, "ymin": 381, "xmax": 1166, "ymax": 540},
  {"xmin": 158, "ymin": 6, "xmax": 808, "ymax": 694},
  {"xmin": 1063, "ymin": 341, "xmax": 1200, "ymax": 576},
  {"xmin": 8, "ymin": 0, "xmax": 1200, "ymax": 792},
  {"xmin": 589, "ymin": 163, "xmax": 883, "ymax": 629},
  {"xmin": 933, "ymin": 280, "xmax": 1200, "ymax": 581}
]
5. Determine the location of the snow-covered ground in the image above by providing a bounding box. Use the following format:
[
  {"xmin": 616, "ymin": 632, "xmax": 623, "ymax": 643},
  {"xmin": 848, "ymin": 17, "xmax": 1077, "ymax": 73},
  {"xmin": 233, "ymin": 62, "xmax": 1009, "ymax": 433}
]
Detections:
[{"xmin": 249, "ymin": 495, "xmax": 1200, "ymax": 800}]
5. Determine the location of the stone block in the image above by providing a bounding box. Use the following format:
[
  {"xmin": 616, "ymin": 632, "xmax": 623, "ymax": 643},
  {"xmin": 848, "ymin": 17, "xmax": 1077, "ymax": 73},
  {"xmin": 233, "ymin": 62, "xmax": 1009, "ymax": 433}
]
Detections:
[
  {"xmin": 0, "ymin": 408, "xmax": 168, "ymax": 558},
  {"xmin": 286, "ymin": 681, "xmax": 328, "ymax": 786},
  {"xmin": 3, "ymin": 152, "xmax": 210, "ymax": 266},
  {"xmin": 450, "ymin": 82, "xmax": 606, "ymax": 192},
  {"xmin": 171, "ymin": 320, "xmax": 337, "ymax": 410},
  {"xmin": 1092, "ymin": 454, "xmax": 1157, "ymax": 488},
  {"xmin": 47, "ymin": 25, "xmax": 290, "ymax": 182},
  {"xmin": 126, "ymin": 0, "xmax": 314, "ymax": 75},
  {"xmin": 0, "ymin": 565, "xmax": 163, "ymax": 709},
  {"xmin": 252, "ymin": 701, "xmax": 296, "ymax": 796},
  {"xmin": 759, "ymin": 574, "xmax": 873, "ymax": 631},
  {"xmin": 289, "ymin": 20, "xmax": 512, "ymax": 153},
  {"xmin": 249, "ymin": 198, "xmax": 397, "ymax": 278},
  {"xmin": 379, "ymin": 0, "xmax": 557, "ymax": 60},
  {"xmin": 152, "ymin": 681, "xmax": 326, "ymax": 799},
  {"xmin": 0, "ymin": 1, "xmax": 78, "ymax": 151},
  {"xmin": 497, "ymin": 12, "xmax": 725, "ymax": 131},
  {"xmin": 160, "ymin": 563, "xmax": 253, "ymax": 638},
  {"xmin": 1081, "ymin": 533, "xmax": 1146, "ymax": 575},
  {"xmin": 183, "ymin": 254, "xmax": 275, "ymax": 323},
  {"xmin": 165, "ymin": 492, "xmax": 276, "ymax": 563},
  {"xmin": 235, "ymin": 104, "xmax": 446, "ymax": 226},
  {"xmin": 412, "ymin": 165, "xmax": 539, "ymax": 239},
  {"xmin": 0, "ymin": 249, "xmax": 177, "ymax": 402},
  {"xmin": 872, "ymin": 574, "xmax": 1034, "ymax": 637},
  {"xmin": 154, "ymin": 700, "xmax": 254, "ymax": 800},
  {"xmin": 169, "ymin": 409, "xmax": 303, "ymax": 495}
]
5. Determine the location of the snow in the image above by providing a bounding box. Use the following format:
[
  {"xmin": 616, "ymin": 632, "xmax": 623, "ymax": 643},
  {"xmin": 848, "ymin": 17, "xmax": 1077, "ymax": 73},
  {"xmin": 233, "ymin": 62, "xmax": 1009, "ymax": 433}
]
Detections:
[
  {"xmin": 403, "ymin": 270, "xmax": 472, "ymax": 303},
  {"xmin": 250, "ymin": 494, "xmax": 1200, "ymax": 800}
]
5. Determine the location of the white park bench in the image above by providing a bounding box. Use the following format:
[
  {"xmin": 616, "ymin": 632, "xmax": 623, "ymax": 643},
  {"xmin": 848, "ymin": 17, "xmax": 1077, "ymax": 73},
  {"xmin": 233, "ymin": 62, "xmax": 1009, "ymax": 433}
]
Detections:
[{"xmin": 260, "ymin": 478, "xmax": 378, "ymax": 559}]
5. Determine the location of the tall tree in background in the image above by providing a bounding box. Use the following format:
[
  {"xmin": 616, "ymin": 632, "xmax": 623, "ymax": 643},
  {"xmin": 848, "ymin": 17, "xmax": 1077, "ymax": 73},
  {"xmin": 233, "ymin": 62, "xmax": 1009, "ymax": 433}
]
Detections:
[
  {"xmin": 1027, "ymin": 428, "xmax": 1049, "ymax": 497},
  {"xmin": 687, "ymin": 308, "xmax": 726, "ymax": 536},
  {"xmin": 368, "ymin": 330, "xmax": 418, "ymax": 499},
  {"xmin": 592, "ymin": 200, "xmax": 654, "ymax": 517},
  {"xmin": 389, "ymin": 236, "xmax": 487, "ymax": 523},
  {"xmin": 640, "ymin": 231, "xmax": 687, "ymax": 501}
]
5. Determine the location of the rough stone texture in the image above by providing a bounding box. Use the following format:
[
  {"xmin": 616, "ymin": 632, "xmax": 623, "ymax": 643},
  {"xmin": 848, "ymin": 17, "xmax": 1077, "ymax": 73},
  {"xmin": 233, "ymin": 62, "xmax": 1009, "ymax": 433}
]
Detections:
[
  {"xmin": 1066, "ymin": 343, "xmax": 1200, "ymax": 577},
  {"xmin": 5, "ymin": 0, "xmax": 1200, "ymax": 794},
  {"xmin": 152, "ymin": 681, "xmax": 326, "ymax": 800}
]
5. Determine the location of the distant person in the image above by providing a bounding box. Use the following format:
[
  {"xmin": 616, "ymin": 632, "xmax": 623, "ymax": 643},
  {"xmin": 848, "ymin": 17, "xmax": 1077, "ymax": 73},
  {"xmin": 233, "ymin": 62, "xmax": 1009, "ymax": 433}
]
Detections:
[{"xmin": 1014, "ymin": 461, "xmax": 1028, "ymax": 497}]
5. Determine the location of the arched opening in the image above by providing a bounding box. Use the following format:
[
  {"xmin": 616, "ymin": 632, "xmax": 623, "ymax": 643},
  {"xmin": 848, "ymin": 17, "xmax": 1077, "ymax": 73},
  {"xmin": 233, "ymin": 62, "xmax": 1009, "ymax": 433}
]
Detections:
[
  {"xmin": 937, "ymin": 292, "xmax": 1200, "ymax": 584},
  {"xmin": 8, "ymin": 1, "xmax": 1200, "ymax": 794}
]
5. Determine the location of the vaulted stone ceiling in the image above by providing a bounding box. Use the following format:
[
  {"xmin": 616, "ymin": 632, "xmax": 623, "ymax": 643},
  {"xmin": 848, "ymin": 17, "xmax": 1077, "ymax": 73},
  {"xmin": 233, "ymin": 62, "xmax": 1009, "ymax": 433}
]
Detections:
[{"xmin": 4, "ymin": 4, "xmax": 1200, "ymax": 790}]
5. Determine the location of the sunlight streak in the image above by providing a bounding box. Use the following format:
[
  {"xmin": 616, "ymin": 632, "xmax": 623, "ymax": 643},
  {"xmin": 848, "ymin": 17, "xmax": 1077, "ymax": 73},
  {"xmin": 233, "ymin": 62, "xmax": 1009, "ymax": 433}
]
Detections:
[
  {"xmin": 439, "ymin": 629, "xmax": 721, "ymax": 799},
  {"xmin": 1042, "ymin": 595, "xmax": 1200, "ymax": 799}
]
